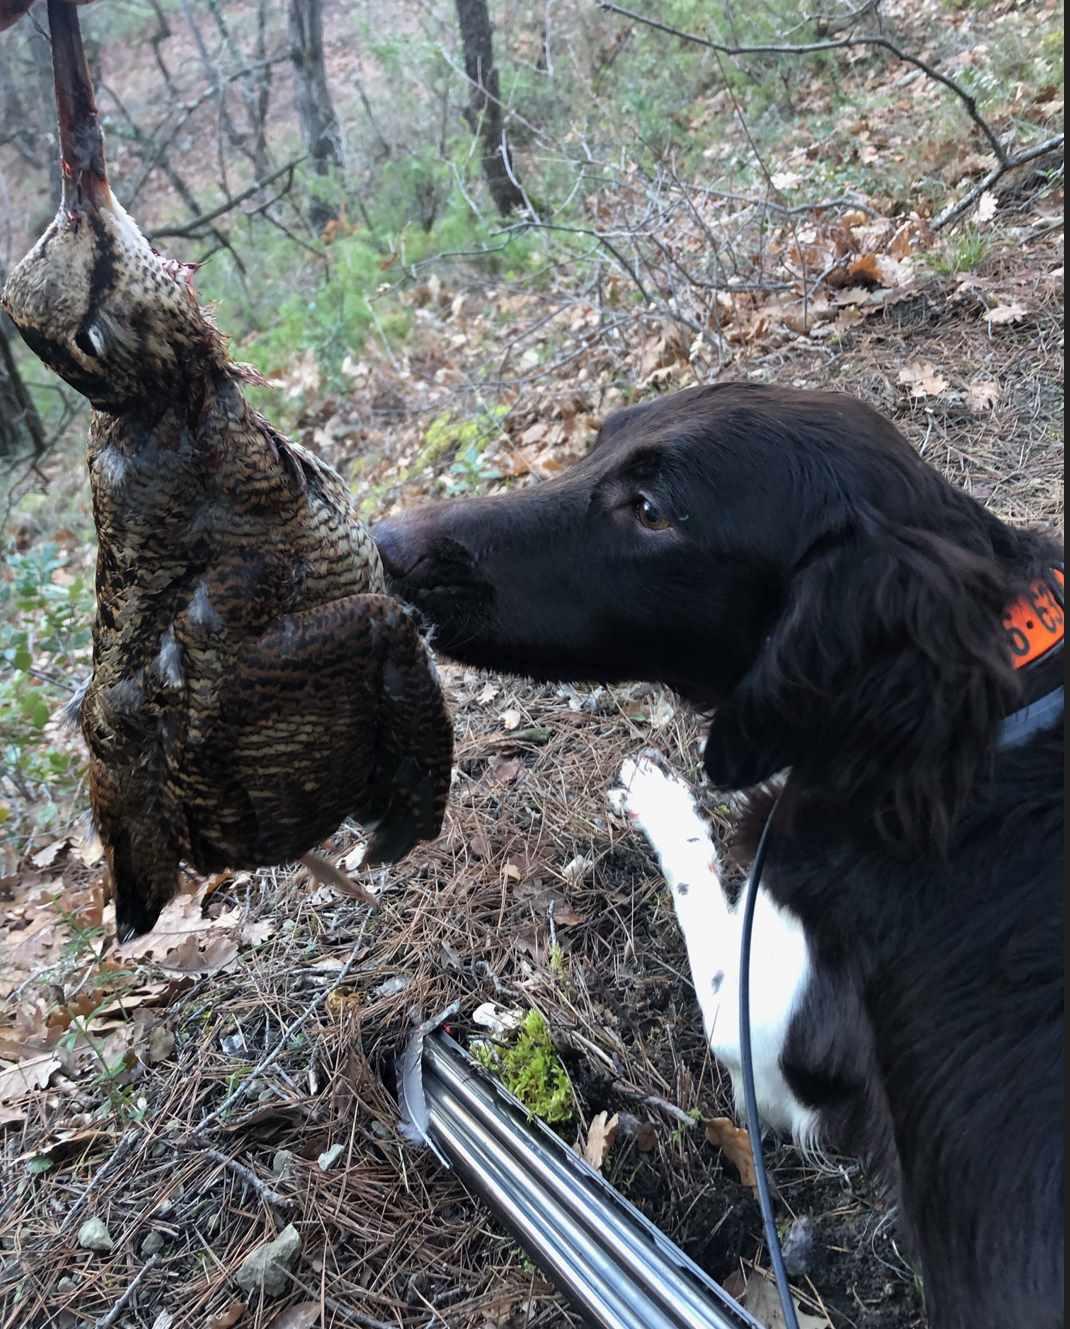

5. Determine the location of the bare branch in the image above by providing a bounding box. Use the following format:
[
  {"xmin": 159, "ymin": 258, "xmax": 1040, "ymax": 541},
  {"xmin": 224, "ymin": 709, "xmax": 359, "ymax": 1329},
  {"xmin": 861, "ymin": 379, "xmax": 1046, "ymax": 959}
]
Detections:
[
  {"xmin": 932, "ymin": 134, "xmax": 1065, "ymax": 230},
  {"xmin": 147, "ymin": 157, "xmax": 306, "ymax": 240},
  {"xmin": 599, "ymin": 1, "xmax": 1008, "ymax": 165}
]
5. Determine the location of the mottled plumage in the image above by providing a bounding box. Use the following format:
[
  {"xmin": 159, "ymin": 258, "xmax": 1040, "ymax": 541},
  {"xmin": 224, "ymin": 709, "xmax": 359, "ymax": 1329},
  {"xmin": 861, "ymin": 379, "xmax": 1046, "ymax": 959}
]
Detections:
[{"xmin": 2, "ymin": 0, "xmax": 452, "ymax": 939}]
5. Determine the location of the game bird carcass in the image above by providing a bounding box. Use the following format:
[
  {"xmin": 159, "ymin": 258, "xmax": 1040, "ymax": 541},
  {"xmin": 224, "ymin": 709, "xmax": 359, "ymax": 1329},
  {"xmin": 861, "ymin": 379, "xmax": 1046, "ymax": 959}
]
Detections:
[{"xmin": 2, "ymin": 0, "xmax": 453, "ymax": 940}]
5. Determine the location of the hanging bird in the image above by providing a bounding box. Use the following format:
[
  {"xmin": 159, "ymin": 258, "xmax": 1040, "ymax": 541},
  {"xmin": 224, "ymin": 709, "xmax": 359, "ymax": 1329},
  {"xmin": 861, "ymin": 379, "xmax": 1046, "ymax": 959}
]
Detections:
[{"xmin": 2, "ymin": 0, "xmax": 453, "ymax": 940}]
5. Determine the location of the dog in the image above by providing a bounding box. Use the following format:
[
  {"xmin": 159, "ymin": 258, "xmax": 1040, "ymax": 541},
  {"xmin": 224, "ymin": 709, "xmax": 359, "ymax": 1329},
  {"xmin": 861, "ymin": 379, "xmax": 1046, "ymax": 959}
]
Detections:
[{"xmin": 373, "ymin": 383, "xmax": 1064, "ymax": 1329}]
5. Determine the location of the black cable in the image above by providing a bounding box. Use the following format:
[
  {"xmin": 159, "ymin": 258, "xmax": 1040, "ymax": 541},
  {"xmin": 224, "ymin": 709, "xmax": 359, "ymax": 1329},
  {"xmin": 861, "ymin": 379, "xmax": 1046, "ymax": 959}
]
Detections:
[{"xmin": 737, "ymin": 791, "xmax": 800, "ymax": 1329}]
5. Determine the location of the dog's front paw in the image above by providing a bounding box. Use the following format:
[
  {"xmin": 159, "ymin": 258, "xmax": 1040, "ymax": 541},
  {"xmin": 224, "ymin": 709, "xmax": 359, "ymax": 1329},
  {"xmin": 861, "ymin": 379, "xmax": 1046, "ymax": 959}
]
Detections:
[{"xmin": 610, "ymin": 750, "xmax": 698, "ymax": 839}]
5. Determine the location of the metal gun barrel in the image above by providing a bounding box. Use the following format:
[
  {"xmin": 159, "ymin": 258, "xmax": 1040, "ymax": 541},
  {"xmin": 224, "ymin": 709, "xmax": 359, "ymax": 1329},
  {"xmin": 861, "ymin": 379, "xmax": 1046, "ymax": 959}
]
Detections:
[{"xmin": 420, "ymin": 1032, "xmax": 760, "ymax": 1329}]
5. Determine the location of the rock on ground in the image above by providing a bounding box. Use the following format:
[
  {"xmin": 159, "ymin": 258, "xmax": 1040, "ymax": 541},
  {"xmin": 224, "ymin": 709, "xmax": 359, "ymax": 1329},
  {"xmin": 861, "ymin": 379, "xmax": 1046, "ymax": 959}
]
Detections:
[{"xmin": 234, "ymin": 1223, "xmax": 301, "ymax": 1297}]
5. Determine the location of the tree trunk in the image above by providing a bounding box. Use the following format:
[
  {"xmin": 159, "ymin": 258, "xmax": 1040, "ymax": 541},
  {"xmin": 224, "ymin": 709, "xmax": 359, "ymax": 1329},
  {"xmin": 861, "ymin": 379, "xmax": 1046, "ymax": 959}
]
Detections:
[
  {"xmin": 454, "ymin": 0, "xmax": 526, "ymax": 217},
  {"xmin": 288, "ymin": 0, "xmax": 343, "ymax": 234},
  {"xmin": 0, "ymin": 314, "xmax": 46, "ymax": 462}
]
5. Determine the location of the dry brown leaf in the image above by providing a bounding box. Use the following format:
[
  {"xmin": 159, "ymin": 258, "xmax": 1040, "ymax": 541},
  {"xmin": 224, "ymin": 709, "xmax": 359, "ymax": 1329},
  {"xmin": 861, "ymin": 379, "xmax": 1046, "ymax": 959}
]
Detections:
[
  {"xmin": 325, "ymin": 989, "xmax": 361, "ymax": 1017},
  {"xmin": 0, "ymin": 1054, "xmax": 60, "ymax": 1103},
  {"xmin": 113, "ymin": 889, "xmax": 239, "ymax": 962},
  {"xmin": 705, "ymin": 1116, "xmax": 757, "ymax": 1191},
  {"xmin": 898, "ymin": 362, "xmax": 950, "ymax": 398},
  {"xmin": 832, "ymin": 285, "xmax": 873, "ymax": 307},
  {"xmin": 240, "ymin": 919, "xmax": 277, "ymax": 947},
  {"xmin": 968, "ymin": 380, "xmax": 1001, "ymax": 413},
  {"xmin": 553, "ymin": 904, "xmax": 587, "ymax": 927},
  {"xmin": 157, "ymin": 934, "xmax": 240, "ymax": 976},
  {"xmin": 17, "ymin": 1127, "xmax": 111, "ymax": 1166},
  {"xmin": 146, "ymin": 1023, "xmax": 176, "ymax": 1064},
  {"xmin": 986, "ymin": 302, "xmax": 1029, "ymax": 325},
  {"xmin": 583, "ymin": 1111, "xmax": 620, "ymax": 1170},
  {"xmin": 206, "ymin": 1304, "xmax": 247, "ymax": 1329},
  {"xmin": 30, "ymin": 839, "xmax": 70, "ymax": 870},
  {"xmin": 484, "ymin": 756, "xmax": 523, "ymax": 787},
  {"xmin": 770, "ymin": 170, "xmax": 802, "ymax": 191},
  {"xmin": 266, "ymin": 1302, "xmax": 320, "ymax": 1329},
  {"xmin": 468, "ymin": 827, "xmax": 493, "ymax": 860},
  {"xmin": 724, "ymin": 1269, "xmax": 831, "ymax": 1328}
]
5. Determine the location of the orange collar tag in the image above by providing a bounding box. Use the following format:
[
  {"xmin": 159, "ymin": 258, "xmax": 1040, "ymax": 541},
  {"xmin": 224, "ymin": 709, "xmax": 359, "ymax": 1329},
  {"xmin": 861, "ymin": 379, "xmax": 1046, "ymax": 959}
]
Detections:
[{"xmin": 1002, "ymin": 568, "xmax": 1065, "ymax": 670}]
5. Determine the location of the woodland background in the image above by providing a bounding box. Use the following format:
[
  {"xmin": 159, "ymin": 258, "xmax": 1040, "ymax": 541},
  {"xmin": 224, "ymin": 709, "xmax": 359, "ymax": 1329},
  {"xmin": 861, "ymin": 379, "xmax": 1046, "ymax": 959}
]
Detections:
[{"xmin": 0, "ymin": 2, "xmax": 1063, "ymax": 1327}]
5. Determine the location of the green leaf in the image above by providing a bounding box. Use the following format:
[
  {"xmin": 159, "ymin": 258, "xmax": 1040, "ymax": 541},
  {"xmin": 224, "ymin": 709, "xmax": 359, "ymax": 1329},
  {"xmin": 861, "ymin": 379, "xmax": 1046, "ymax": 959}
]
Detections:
[
  {"xmin": 18, "ymin": 690, "xmax": 50, "ymax": 730},
  {"xmin": 13, "ymin": 635, "xmax": 31, "ymax": 672}
]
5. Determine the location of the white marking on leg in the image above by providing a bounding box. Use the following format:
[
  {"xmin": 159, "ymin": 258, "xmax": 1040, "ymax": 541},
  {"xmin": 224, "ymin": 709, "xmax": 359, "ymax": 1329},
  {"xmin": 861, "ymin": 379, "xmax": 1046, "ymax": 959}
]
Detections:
[{"xmin": 612, "ymin": 753, "xmax": 816, "ymax": 1143}]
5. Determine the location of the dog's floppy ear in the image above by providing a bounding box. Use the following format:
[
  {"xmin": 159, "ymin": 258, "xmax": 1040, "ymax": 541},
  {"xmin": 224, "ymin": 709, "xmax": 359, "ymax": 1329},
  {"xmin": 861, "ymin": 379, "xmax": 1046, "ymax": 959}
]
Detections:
[{"xmin": 703, "ymin": 515, "xmax": 1019, "ymax": 851}]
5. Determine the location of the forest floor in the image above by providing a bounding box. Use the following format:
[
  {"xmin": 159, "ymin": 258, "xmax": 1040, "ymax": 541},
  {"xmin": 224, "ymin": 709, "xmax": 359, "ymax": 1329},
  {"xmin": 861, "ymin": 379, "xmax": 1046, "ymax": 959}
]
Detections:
[{"xmin": 0, "ymin": 0, "xmax": 1064, "ymax": 1326}]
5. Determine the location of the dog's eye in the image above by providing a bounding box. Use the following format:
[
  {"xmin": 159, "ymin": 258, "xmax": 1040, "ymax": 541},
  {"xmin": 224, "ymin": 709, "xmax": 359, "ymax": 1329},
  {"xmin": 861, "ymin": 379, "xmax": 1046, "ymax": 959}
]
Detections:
[{"xmin": 635, "ymin": 497, "xmax": 672, "ymax": 531}]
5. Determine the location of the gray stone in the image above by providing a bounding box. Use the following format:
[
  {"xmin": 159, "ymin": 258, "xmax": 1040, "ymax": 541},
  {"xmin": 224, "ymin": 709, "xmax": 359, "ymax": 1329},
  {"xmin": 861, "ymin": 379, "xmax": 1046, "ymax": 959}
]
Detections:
[
  {"xmin": 234, "ymin": 1223, "xmax": 301, "ymax": 1297},
  {"xmin": 272, "ymin": 1149, "xmax": 296, "ymax": 1180},
  {"xmin": 140, "ymin": 1230, "xmax": 166, "ymax": 1257},
  {"xmin": 317, "ymin": 1143, "xmax": 344, "ymax": 1171},
  {"xmin": 77, "ymin": 1218, "xmax": 114, "ymax": 1253},
  {"xmin": 56, "ymin": 1276, "xmax": 77, "ymax": 1296}
]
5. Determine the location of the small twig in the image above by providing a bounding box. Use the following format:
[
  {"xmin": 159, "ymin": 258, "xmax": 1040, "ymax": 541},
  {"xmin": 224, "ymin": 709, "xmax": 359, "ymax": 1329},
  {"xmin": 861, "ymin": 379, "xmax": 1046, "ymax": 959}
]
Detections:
[
  {"xmin": 193, "ymin": 1143, "xmax": 294, "ymax": 1210},
  {"xmin": 93, "ymin": 1256, "xmax": 159, "ymax": 1329},
  {"xmin": 612, "ymin": 1080, "xmax": 699, "ymax": 1130}
]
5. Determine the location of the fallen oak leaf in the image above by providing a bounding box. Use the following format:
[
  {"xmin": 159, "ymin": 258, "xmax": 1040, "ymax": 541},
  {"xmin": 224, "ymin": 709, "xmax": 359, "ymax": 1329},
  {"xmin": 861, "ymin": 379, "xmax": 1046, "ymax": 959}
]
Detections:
[
  {"xmin": 111, "ymin": 888, "xmax": 241, "ymax": 962},
  {"xmin": 30, "ymin": 839, "xmax": 71, "ymax": 870},
  {"xmin": 157, "ymin": 934, "xmax": 239, "ymax": 976},
  {"xmin": 0, "ymin": 1053, "xmax": 61, "ymax": 1103},
  {"xmin": 986, "ymin": 302, "xmax": 1029, "ymax": 326},
  {"xmin": 968, "ymin": 380, "xmax": 1001, "ymax": 413},
  {"xmin": 897, "ymin": 362, "xmax": 950, "ymax": 398},
  {"xmin": 705, "ymin": 1116, "xmax": 757, "ymax": 1191}
]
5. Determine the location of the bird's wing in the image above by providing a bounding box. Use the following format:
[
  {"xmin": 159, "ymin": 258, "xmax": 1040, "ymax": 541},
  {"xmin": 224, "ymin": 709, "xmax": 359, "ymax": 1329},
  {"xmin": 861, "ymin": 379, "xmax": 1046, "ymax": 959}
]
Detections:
[{"xmin": 179, "ymin": 593, "xmax": 453, "ymax": 872}]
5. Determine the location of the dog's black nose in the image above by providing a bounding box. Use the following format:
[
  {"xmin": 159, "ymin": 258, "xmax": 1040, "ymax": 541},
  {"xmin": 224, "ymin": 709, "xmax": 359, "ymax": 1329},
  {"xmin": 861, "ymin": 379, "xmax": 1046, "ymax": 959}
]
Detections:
[
  {"xmin": 372, "ymin": 513, "xmax": 441, "ymax": 585},
  {"xmin": 370, "ymin": 515, "xmax": 411, "ymax": 581}
]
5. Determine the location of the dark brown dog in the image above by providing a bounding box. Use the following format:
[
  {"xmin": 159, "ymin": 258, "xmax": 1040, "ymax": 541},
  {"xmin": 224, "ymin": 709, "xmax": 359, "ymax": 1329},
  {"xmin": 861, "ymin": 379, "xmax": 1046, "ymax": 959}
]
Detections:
[{"xmin": 374, "ymin": 383, "xmax": 1064, "ymax": 1329}]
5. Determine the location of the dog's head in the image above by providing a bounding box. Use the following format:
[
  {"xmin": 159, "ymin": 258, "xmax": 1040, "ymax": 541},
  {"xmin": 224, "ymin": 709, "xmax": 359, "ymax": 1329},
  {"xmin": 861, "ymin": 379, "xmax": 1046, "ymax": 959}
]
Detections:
[{"xmin": 376, "ymin": 382, "xmax": 1043, "ymax": 849}]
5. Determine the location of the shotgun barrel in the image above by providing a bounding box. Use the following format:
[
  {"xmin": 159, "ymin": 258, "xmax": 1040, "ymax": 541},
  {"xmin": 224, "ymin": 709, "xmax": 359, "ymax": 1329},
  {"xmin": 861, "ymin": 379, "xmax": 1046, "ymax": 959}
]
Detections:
[{"xmin": 415, "ymin": 1031, "xmax": 761, "ymax": 1329}]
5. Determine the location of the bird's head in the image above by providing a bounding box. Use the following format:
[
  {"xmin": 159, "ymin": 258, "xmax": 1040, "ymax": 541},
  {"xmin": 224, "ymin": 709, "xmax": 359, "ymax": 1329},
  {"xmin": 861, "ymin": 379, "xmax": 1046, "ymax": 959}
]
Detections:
[{"xmin": 1, "ymin": 0, "xmax": 225, "ymax": 413}]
